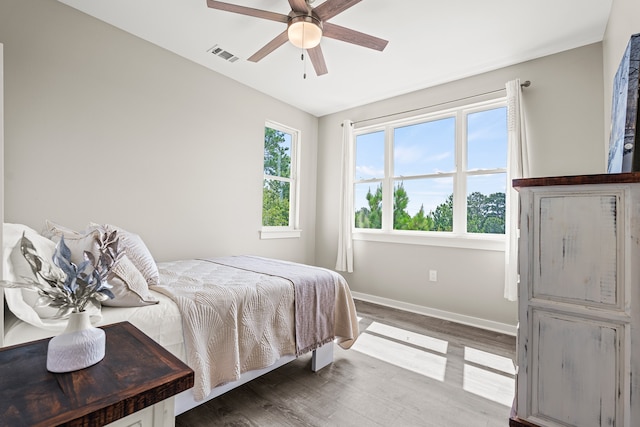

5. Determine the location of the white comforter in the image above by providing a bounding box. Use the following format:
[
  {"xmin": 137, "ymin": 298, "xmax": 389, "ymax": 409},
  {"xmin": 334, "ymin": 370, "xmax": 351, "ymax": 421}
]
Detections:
[{"xmin": 152, "ymin": 258, "xmax": 359, "ymax": 401}]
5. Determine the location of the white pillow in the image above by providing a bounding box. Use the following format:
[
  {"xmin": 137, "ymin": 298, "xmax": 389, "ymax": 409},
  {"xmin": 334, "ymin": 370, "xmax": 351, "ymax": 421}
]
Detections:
[
  {"xmin": 44, "ymin": 221, "xmax": 158, "ymax": 307},
  {"xmin": 41, "ymin": 219, "xmax": 83, "ymax": 240},
  {"xmin": 49, "ymin": 228, "xmax": 103, "ymax": 265},
  {"xmin": 88, "ymin": 222, "xmax": 160, "ymax": 287},
  {"xmin": 2, "ymin": 223, "xmax": 101, "ymax": 331}
]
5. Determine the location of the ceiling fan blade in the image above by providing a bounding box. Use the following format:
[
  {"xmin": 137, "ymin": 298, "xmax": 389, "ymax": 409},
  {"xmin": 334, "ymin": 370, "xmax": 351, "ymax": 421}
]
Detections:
[
  {"xmin": 314, "ymin": 0, "xmax": 362, "ymax": 21},
  {"xmin": 247, "ymin": 30, "xmax": 289, "ymax": 62},
  {"xmin": 307, "ymin": 45, "xmax": 328, "ymax": 76},
  {"xmin": 323, "ymin": 22, "xmax": 388, "ymax": 51},
  {"xmin": 288, "ymin": 0, "xmax": 309, "ymax": 14},
  {"xmin": 206, "ymin": 0, "xmax": 288, "ymax": 23}
]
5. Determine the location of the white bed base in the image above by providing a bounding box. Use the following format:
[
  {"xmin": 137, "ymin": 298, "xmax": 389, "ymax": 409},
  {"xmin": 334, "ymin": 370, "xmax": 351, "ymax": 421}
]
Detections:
[{"xmin": 174, "ymin": 341, "xmax": 334, "ymax": 415}]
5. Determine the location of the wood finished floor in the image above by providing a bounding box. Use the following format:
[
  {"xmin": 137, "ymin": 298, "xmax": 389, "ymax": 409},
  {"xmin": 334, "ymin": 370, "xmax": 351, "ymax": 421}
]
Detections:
[{"xmin": 175, "ymin": 300, "xmax": 516, "ymax": 427}]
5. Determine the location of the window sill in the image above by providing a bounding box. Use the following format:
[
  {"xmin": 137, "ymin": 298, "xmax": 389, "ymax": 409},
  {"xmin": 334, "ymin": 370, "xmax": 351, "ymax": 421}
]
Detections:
[
  {"xmin": 352, "ymin": 230, "xmax": 505, "ymax": 251},
  {"xmin": 260, "ymin": 229, "xmax": 302, "ymax": 240}
]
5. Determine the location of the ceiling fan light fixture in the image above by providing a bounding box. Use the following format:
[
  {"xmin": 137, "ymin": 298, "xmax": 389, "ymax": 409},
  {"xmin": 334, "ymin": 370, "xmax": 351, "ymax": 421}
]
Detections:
[{"xmin": 287, "ymin": 15, "xmax": 322, "ymax": 49}]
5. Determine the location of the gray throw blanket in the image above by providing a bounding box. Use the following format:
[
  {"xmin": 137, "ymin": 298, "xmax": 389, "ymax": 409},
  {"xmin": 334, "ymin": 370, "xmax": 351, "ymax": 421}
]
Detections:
[{"xmin": 208, "ymin": 256, "xmax": 336, "ymax": 356}]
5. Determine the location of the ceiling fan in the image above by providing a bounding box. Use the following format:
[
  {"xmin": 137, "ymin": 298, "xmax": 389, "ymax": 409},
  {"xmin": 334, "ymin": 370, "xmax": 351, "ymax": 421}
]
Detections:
[{"xmin": 206, "ymin": 0, "xmax": 389, "ymax": 76}]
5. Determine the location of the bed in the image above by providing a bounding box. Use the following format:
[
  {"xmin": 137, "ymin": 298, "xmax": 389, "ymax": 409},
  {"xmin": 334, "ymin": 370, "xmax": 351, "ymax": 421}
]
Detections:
[{"xmin": 1, "ymin": 222, "xmax": 359, "ymax": 422}]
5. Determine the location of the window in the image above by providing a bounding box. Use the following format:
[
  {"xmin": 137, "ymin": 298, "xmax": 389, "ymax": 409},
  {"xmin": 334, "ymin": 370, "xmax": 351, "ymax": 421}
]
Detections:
[
  {"xmin": 353, "ymin": 99, "xmax": 507, "ymax": 248},
  {"xmin": 261, "ymin": 121, "xmax": 301, "ymax": 239}
]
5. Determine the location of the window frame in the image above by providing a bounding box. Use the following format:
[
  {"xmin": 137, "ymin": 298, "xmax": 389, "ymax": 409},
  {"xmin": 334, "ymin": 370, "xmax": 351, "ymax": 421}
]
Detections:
[
  {"xmin": 352, "ymin": 98, "xmax": 507, "ymax": 251},
  {"xmin": 260, "ymin": 120, "xmax": 302, "ymax": 239}
]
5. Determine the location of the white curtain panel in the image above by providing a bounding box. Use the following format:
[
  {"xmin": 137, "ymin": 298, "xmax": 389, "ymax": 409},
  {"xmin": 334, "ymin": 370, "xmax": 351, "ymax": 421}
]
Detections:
[
  {"xmin": 504, "ymin": 79, "xmax": 531, "ymax": 301},
  {"xmin": 335, "ymin": 120, "xmax": 354, "ymax": 272}
]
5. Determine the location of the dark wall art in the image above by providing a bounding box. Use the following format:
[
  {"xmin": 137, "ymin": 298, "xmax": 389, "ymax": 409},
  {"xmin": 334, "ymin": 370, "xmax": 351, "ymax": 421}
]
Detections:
[{"xmin": 608, "ymin": 33, "xmax": 640, "ymax": 173}]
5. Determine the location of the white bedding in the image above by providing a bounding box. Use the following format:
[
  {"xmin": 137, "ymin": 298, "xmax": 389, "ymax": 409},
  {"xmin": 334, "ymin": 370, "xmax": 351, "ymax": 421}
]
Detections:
[
  {"xmin": 154, "ymin": 258, "xmax": 296, "ymax": 400},
  {"xmin": 4, "ymin": 290, "xmax": 186, "ymax": 361},
  {"xmin": 153, "ymin": 257, "xmax": 358, "ymax": 401}
]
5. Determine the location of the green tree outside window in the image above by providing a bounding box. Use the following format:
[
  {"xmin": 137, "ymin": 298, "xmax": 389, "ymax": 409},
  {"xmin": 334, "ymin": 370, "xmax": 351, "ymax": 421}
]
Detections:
[
  {"xmin": 356, "ymin": 183, "xmax": 504, "ymax": 233},
  {"xmin": 263, "ymin": 127, "xmax": 292, "ymax": 227}
]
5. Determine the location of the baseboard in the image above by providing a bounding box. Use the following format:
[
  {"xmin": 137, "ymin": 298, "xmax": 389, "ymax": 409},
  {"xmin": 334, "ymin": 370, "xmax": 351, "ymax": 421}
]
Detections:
[{"xmin": 351, "ymin": 291, "xmax": 517, "ymax": 336}]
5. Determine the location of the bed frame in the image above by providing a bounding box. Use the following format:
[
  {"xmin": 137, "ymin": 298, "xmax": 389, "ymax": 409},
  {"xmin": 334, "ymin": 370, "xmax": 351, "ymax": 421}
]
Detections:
[{"xmin": 174, "ymin": 341, "xmax": 334, "ymax": 415}]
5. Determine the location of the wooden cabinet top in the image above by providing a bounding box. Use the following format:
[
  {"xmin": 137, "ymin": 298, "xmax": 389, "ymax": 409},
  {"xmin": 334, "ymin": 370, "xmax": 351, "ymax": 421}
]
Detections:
[
  {"xmin": 0, "ymin": 321, "xmax": 194, "ymax": 427},
  {"xmin": 513, "ymin": 172, "xmax": 640, "ymax": 189}
]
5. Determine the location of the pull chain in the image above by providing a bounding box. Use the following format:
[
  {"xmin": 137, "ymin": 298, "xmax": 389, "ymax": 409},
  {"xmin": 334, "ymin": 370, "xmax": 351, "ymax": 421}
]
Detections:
[
  {"xmin": 302, "ymin": 49, "xmax": 306, "ymax": 79},
  {"xmin": 301, "ymin": 28, "xmax": 306, "ymax": 79}
]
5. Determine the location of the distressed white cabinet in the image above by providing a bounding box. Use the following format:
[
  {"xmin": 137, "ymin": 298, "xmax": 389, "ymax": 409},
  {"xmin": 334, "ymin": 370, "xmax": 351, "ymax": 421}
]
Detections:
[{"xmin": 513, "ymin": 174, "xmax": 640, "ymax": 427}]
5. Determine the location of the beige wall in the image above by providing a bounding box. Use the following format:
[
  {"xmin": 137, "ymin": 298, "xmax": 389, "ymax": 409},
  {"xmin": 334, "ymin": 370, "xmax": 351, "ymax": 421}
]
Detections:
[
  {"xmin": 602, "ymin": 0, "xmax": 640, "ymax": 151},
  {"xmin": 316, "ymin": 44, "xmax": 605, "ymax": 329},
  {"xmin": 0, "ymin": 0, "xmax": 319, "ymax": 263}
]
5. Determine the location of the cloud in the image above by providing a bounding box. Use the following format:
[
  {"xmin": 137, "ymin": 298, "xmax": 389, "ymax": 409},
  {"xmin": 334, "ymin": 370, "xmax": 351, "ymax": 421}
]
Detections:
[
  {"xmin": 356, "ymin": 165, "xmax": 384, "ymax": 179},
  {"xmin": 427, "ymin": 151, "xmax": 452, "ymax": 162}
]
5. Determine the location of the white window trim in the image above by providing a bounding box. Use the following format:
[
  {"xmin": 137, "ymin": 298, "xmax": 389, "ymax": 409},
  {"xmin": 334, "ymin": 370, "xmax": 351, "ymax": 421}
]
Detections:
[
  {"xmin": 261, "ymin": 120, "xmax": 302, "ymax": 239},
  {"xmin": 352, "ymin": 230, "xmax": 505, "ymax": 251},
  {"xmin": 352, "ymin": 98, "xmax": 507, "ymax": 251},
  {"xmin": 260, "ymin": 229, "xmax": 302, "ymax": 239}
]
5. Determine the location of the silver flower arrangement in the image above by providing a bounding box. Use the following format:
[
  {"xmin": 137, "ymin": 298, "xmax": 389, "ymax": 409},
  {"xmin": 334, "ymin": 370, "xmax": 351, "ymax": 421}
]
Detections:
[{"xmin": 4, "ymin": 231, "xmax": 123, "ymax": 317}]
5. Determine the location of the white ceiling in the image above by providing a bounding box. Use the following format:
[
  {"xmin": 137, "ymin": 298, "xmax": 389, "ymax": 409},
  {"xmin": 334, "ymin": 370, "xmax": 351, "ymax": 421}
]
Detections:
[{"xmin": 58, "ymin": 0, "xmax": 612, "ymax": 117}]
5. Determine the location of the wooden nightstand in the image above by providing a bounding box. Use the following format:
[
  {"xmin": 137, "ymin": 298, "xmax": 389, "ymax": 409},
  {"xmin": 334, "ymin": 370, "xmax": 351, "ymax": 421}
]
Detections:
[{"xmin": 0, "ymin": 321, "xmax": 194, "ymax": 427}]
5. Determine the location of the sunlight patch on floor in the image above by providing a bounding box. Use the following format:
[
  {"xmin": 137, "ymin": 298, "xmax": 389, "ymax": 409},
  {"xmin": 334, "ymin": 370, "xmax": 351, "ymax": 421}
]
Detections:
[
  {"xmin": 462, "ymin": 364, "xmax": 515, "ymax": 407},
  {"xmin": 463, "ymin": 347, "xmax": 515, "ymax": 406},
  {"xmin": 464, "ymin": 346, "xmax": 515, "ymax": 375},
  {"xmin": 352, "ymin": 330, "xmax": 447, "ymax": 381},
  {"xmin": 353, "ymin": 320, "xmax": 515, "ymax": 404},
  {"xmin": 365, "ymin": 321, "xmax": 449, "ymax": 354}
]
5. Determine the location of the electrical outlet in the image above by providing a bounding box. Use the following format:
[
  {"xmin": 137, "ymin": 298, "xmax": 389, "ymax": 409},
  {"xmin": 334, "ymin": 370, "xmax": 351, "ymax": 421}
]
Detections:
[{"xmin": 429, "ymin": 270, "xmax": 437, "ymax": 282}]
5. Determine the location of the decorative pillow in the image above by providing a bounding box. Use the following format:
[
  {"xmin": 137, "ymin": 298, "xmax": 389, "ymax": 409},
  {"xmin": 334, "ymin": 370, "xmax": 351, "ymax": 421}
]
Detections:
[
  {"xmin": 88, "ymin": 222, "xmax": 160, "ymax": 287},
  {"xmin": 48, "ymin": 228, "xmax": 103, "ymax": 265},
  {"xmin": 44, "ymin": 221, "xmax": 158, "ymax": 307},
  {"xmin": 41, "ymin": 219, "xmax": 83, "ymax": 240},
  {"xmin": 2, "ymin": 223, "xmax": 101, "ymax": 331},
  {"xmin": 103, "ymin": 256, "xmax": 158, "ymax": 307}
]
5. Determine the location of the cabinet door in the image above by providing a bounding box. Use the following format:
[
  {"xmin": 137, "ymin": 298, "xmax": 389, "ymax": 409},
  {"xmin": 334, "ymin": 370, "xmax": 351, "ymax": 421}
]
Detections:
[
  {"xmin": 528, "ymin": 310, "xmax": 622, "ymax": 427},
  {"xmin": 104, "ymin": 405, "xmax": 154, "ymax": 427},
  {"xmin": 104, "ymin": 397, "xmax": 175, "ymax": 427},
  {"xmin": 533, "ymin": 192, "xmax": 621, "ymax": 309}
]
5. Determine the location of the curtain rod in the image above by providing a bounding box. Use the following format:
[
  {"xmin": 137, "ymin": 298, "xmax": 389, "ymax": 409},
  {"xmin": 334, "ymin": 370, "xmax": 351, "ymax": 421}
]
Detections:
[{"xmin": 347, "ymin": 80, "xmax": 531, "ymax": 126}]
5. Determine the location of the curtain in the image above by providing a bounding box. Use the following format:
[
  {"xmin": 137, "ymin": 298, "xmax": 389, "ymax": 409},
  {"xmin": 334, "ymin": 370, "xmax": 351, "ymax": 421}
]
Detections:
[
  {"xmin": 504, "ymin": 79, "xmax": 531, "ymax": 301},
  {"xmin": 336, "ymin": 120, "xmax": 354, "ymax": 272}
]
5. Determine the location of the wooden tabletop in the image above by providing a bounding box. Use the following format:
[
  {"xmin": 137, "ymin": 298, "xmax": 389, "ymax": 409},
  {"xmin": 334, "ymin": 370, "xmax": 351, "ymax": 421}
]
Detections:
[
  {"xmin": 513, "ymin": 172, "xmax": 640, "ymax": 189},
  {"xmin": 509, "ymin": 416, "xmax": 541, "ymax": 427},
  {"xmin": 0, "ymin": 321, "xmax": 194, "ymax": 427}
]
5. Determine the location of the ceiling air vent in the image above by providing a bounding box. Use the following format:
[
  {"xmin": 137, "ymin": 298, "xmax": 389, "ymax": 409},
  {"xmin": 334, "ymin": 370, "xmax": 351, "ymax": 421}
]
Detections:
[{"xmin": 207, "ymin": 44, "xmax": 240, "ymax": 63}]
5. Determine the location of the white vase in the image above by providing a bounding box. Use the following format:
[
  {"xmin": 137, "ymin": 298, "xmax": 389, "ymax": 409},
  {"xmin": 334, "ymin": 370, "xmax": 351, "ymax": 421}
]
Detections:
[{"xmin": 46, "ymin": 311, "xmax": 106, "ymax": 373}]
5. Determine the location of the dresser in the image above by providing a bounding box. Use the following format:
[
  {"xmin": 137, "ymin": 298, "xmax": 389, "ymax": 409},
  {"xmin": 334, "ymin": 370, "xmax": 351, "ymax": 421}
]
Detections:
[{"xmin": 513, "ymin": 173, "xmax": 640, "ymax": 427}]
